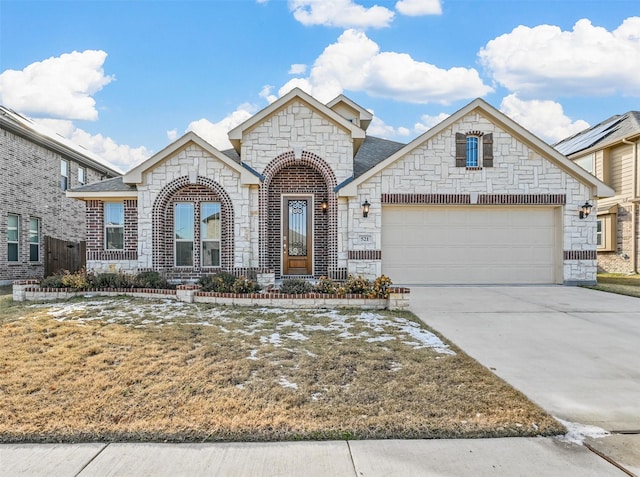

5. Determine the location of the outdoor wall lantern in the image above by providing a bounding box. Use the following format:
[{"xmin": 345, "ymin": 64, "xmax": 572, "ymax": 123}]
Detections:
[
  {"xmin": 579, "ymin": 201, "xmax": 593, "ymax": 219},
  {"xmin": 362, "ymin": 199, "xmax": 371, "ymax": 218},
  {"xmin": 321, "ymin": 200, "xmax": 328, "ymax": 214}
]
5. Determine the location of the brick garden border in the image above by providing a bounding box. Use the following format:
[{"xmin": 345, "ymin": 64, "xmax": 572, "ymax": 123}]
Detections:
[{"xmin": 12, "ymin": 281, "xmax": 411, "ymax": 310}]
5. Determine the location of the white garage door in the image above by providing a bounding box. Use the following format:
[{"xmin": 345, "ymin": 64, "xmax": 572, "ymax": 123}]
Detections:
[{"xmin": 382, "ymin": 206, "xmax": 560, "ymax": 285}]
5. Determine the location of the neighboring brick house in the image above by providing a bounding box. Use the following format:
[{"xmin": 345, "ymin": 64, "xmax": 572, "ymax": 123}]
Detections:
[
  {"xmin": 555, "ymin": 112, "xmax": 640, "ymax": 274},
  {"xmin": 68, "ymin": 89, "xmax": 612, "ymax": 286},
  {"xmin": 0, "ymin": 106, "xmax": 121, "ymax": 284}
]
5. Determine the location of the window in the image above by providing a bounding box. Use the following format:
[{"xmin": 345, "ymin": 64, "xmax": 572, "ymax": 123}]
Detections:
[
  {"xmin": 175, "ymin": 203, "xmax": 194, "ymax": 267},
  {"xmin": 466, "ymin": 136, "xmax": 480, "ymax": 167},
  {"xmin": 574, "ymin": 155, "xmax": 594, "ymax": 174},
  {"xmin": 455, "ymin": 133, "xmax": 493, "ymax": 168},
  {"xmin": 29, "ymin": 218, "xmax": 40, "ymax": 262},
  {"xmin": 104, "ymin": 203, "xmax": 124, "ymax": 250},
  {"xmin": 7, "ymin": 214, "xmax": 19, "ymax": 262},
  {"xmin": 78, "ymin": 167, "xmax": 86, "ymax": 186},
  {"xmin": 596, "ymin": 212, "xmax": 616, "ymax": 252},
  {"xmin": 61, "ymin": 160, "xmax": 69, "ymax": 191},
  {"xmin": 201, "ymin": 202, "xmax": 221, "ymax": 267}
]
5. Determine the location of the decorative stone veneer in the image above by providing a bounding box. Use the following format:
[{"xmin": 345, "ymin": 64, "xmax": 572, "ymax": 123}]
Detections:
[
  {"xmin": 241, "ymin": 100, "xmax": 355, "ymax": 186},
  {"xmin": 348, "ymin": 112, "xmax": 598, "ymax": 284},
  {"xmin": 109, "ymin": 145, "xmax": 253, "ymax": 278}
]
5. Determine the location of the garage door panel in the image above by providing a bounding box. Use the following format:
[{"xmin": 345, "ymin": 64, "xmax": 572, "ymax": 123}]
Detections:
[{"xmin": 382, "ymin": 206, "xmax": 558, "ymax": 285}]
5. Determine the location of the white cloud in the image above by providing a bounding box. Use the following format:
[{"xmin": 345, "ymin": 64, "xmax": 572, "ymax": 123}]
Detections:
[
  {"xmin": 279, "ymin": 29, "xmax": 492, "ymax": 104},
  {"xmin": 0, "ymin": 50, "xmax": 114, "ymax": 120},
  {"xmin": 167, "ymin": 129, "xmax": 178, "ymax": 141},
  {"xmin": 259, "ymin": 85, "xmax": 278, "ymax": 104},
  {"xmin": 34, "ymin": 118, "xmax": 150, "ymax": 173},
  {"xmin": 289, "ymin": 63, "xmax": 307, "ymax": 75},
  {"xmin": 414, "ymin": 112, "xmax": 450, "ymax": 134},
  {"xmin": 479, "ymin": 17, "xmax": 640, "ymax": 98},
  {"xmin": 289, "ymin": 0, "xmax": 394, "ymax": 29},
  {"xmin": 396, "ymin": 0, "xmax": 442, "ymax": 16},
  {"xmin": 499, "ymin": 94, "xmax": 590, "ymax": 143},
  {"xmin": 186, "ymin": 103, "xmax": 257, "ymax": 150},
  {"xmin": 366, "ymin": 115, "xmax": 411, "ymax": 139}
]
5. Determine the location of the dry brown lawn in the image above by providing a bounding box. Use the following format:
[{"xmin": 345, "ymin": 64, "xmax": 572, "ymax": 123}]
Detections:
[{"xmin": 0, "ymin": 294, "xmax": 565, "ymax": 442}]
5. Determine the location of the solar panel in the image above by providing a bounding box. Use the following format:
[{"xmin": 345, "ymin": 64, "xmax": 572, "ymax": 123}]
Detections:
[{"xmin": 555, "ymin": 116, "xmax": 624, "ymax": 155}]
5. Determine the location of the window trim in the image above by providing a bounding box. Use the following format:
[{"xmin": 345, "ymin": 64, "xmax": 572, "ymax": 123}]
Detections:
[
  {"xmin": 29, "ymin": 217, "xmax": 40, "ymax": 262},
  {"xmin": 104, "ymin": 202, "xmax": 125, "ymax": 251},
  {"xmin": 7, "ymin": 214, "xmax": 19, "ymax": 262},
  {"xmin": 61, "ymin": 159, "xmax": 69, "ymax": 191}
]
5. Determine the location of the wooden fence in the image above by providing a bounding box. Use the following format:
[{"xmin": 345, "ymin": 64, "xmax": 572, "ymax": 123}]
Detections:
[{"xmin": 45, "ymin": 236, "xmax": 86, "ymax": 276}]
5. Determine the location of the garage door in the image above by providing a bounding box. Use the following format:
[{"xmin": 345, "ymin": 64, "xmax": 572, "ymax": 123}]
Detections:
[{"xmin": 382, "ymin": 206, "xmax": 560, "ymax": 285}]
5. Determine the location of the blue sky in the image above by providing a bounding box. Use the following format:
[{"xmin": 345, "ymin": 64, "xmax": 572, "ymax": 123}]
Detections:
[{"xmin": 1, "ymin": 0, "xmax": 639, "ymax": 172}]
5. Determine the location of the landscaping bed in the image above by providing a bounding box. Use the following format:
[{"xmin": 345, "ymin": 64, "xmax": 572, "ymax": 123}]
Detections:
[{"xmin": 0, "ymin": 294, "xmax": 565, "ymax": 442}]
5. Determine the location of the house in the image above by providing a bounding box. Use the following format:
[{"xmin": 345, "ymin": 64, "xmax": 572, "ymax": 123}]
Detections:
[
  {"xmin": 67, "ymin": 88, "xmax": 613, "ymax": 286},
  {"xmin": 555, "ymin": 112, "xmax": 640, "ymax": 275},
  {"xmin": 0, "ymin": 106, "xmax": 121, "ymax": 284}
]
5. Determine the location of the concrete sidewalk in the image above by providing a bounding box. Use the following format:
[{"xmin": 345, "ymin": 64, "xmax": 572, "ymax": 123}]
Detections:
[{"xmin": 0, "ymin": 438, "xmax": 627, "ymax": 476}]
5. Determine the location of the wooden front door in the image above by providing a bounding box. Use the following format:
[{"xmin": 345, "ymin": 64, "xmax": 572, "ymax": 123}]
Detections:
[{"xmin": 282, "ymin": 195, "xmax": 313, "ymax": 275}]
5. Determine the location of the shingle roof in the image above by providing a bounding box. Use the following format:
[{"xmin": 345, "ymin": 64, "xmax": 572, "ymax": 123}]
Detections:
[
  {"xmin": 67, "ymin": 135, "xmax": 407, "ymax": 194},
  {"xmin": 554, "ymin": 111, "xmax": 640, "ymax": 156},
  {"xmin": 68, "ymin": 176, "xmax": 137, "ymax": 193},
  {"xmin": 0, "ymin": 105, "xmax": 122, "ymax": 176},
  {"xmin": 353, "ymin": 135, "xmax": 406, "ymax": 177}
]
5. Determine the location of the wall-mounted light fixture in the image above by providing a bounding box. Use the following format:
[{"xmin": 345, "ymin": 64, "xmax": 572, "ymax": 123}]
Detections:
[
  {"xmin": 579, "ymin": 201, "xmax": 593, "ymax": 219},
  {"xmin": 362, "ymin": 199, "xmax": 371, "ymax": 218},
  {"xmin": 320, "ymin": 200, "xmax": 328, "ymax": 214}
]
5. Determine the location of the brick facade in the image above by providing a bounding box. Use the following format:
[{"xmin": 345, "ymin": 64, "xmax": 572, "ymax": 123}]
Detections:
[
  {"xmin": 1, "ymin": 121, "xmax": 118, "ymax": 283},
  {"xmin": 77, "ymin": 92, "xmax": 603, "ymax": 286}
]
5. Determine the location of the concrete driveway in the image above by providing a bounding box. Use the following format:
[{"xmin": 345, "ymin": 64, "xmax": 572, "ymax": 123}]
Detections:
[{"xmin": 410, "ymin": 285, "xmax": 640, "ymax": 474}]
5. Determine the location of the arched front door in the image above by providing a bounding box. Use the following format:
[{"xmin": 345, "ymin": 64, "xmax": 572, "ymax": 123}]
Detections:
[{"xmin": 282, "ymin": 195, "xmax": 313, "ymax": 275}]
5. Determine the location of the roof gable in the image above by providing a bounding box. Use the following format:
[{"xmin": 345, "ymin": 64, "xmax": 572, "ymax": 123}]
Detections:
[
  {"xmin": 228, "ymin": 88, "xmax": 366, "ymax": 154},
  {"xmin": 339, "ymin": 98, "xmax": 614, "ymax": 198},
  {"xmin": 123, "ymin": 131, "xmax": 260, "ymax": 185},
  {"xmin": 326, "ymin": 94, "xmax": 373, "ymax": 131}
]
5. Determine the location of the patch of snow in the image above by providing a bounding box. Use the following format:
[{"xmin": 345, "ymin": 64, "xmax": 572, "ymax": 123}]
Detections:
[
  {"xmin": 555, "ymin": 418, "xmax": 610, "ymax": 445},
  {"xmin": 247, "ymin": 350, "xmax": 259, "ymax": 361},
  {"xmin": 278, "ymin": 376, "xmax": 298, "ymax": 390},
  {"xmin": 261, "ymin": 333, "xmax": 282, "ymax": 346},
  {"xmin": 286, "ymin": 332, "xmax": 308, "ymax": 341}
]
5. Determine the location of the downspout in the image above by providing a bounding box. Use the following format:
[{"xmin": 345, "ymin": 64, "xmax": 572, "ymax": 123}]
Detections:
[{"xmin": 622, "ymin": 137, "xmax": 638, "ymax": 273}]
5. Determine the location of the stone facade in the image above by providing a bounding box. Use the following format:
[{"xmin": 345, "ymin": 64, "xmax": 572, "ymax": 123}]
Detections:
[
  {"xmin": 72, "ymin": 91, "xmax": 609, "ymax": 286},
  {"xmin": 0, "ymin": 112, "xmax": 119, "ymax": 283}
]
